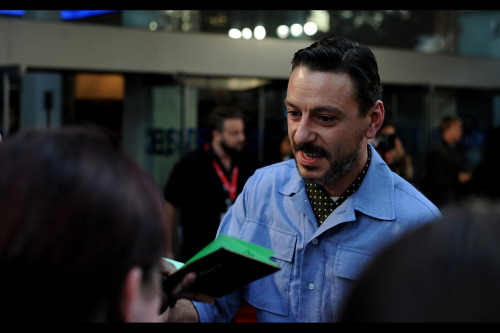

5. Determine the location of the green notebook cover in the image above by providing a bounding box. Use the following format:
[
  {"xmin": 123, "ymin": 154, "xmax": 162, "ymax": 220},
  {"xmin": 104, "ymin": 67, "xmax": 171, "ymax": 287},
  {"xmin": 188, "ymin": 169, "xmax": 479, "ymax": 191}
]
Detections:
[{"xmin": 162, "ymin": 233, "xmax": 280, "ymax": 298}]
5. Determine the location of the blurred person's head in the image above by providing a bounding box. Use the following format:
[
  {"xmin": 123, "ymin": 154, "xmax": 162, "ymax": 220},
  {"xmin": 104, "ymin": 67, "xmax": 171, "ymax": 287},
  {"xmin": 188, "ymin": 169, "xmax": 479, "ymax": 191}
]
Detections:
[
  {"xmin": 439, "ymin": 115, "xmax": 463, "ymax": 145},
  {"xmin": 207, "ymin": 106, "xmax": 246, "ymax": 157},
  {"xmin": 378, "ymin": 120, "xmax": 406, "ymax": 154},
  {"xmin": 0, "ymin": 126, "xmax": 166, "ymax": 322},
  {"xmin": 373, "ymin": 121, "xmax": 397, "ymax": 165},
  {"xmin": 340, "ymin": 197, "xmax": 500, "ymax": 322},
  {"xmin": 373, "ymin": 132, "xmax": 396, "ymax": 164}
]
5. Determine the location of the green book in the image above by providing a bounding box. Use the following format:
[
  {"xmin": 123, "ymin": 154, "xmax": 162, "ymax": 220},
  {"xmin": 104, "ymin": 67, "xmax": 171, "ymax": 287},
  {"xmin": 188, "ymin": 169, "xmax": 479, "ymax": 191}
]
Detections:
[{"xmin": 162, "ymin": 233, "xmax": 280, "ymax": 298}]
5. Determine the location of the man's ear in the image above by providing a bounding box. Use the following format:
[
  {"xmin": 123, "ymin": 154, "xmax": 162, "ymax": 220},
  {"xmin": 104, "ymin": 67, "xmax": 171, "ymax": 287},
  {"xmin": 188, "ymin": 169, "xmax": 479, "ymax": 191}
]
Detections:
[
  {"xmin": 365, "ymin": 101, "xmax": 385, "ymax": 139},
  {"xmin": 212, "ymin": 128, "xmax": 221, "ymax": 141},
  {"xmin": 121, "ymin": 266, "xmax": 143, "ymax": 322}
]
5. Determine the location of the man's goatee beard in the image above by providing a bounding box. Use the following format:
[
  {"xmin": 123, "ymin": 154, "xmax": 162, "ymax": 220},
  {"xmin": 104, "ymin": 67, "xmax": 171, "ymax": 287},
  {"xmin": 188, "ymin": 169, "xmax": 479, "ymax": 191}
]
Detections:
[
  {"xmin": 293, "ymin": 141, "xmax": 362, "ymax": 185},
  {"xmin": 221, "ymin": 141, "xmax": 243, "ymax": 159}
]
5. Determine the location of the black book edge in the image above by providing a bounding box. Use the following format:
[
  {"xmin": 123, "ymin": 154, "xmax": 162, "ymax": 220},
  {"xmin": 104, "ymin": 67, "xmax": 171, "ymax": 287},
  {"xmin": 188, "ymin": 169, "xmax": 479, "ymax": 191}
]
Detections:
[{"xmin": 163, "ymin": 247, "xmax": 280, "ymax": 298}]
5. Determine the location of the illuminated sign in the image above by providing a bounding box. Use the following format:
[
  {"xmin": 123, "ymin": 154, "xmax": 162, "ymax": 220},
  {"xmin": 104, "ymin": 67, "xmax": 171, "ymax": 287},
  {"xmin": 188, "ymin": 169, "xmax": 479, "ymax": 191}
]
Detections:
[
  {"xmin": 60, "ymin": 10, "xmax": 118, "ymax": 20},
  {"xmin": 0, "ymin": 10, "xmax": 25, "ymax": 16},
  {"xmin": 0, "ymin": 10, "xmax": 119, "ymax": 19}
]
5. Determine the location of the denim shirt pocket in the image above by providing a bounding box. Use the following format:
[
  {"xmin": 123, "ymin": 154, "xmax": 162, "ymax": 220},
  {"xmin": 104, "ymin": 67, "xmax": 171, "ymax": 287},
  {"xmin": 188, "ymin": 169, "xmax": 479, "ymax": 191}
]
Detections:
[
  {"xmin": 334, "ymin": 247, "xmax": 374, "ymax": 279},
  {"xmin": 239, "ymin": 220, "xmax": 297, "ymax": 317},
  {"xmin": 332, "ymin": 247, "xmax": 375, "ymax": 316}
]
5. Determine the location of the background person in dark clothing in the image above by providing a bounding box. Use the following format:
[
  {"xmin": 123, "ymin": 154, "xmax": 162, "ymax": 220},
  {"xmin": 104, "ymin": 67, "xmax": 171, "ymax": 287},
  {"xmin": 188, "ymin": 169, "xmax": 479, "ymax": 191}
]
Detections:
[
  {"xmin": 421, "ymin": 115, "xmax": 472, "ymax": 208},
  {"xmin": 163, "ymin": 106, "xmax": 258, "ymax": 262},
  {"xmin": 470, "ymin": 126, "xmax": 500, "ymax": 199}
]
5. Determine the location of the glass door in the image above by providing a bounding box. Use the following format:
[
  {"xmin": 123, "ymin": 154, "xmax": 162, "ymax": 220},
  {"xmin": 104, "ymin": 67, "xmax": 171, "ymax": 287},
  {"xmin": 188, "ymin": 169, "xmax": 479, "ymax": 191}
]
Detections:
[{"xmin": 0, "ymin": 66, "xmax": 22, "ymax": 140}]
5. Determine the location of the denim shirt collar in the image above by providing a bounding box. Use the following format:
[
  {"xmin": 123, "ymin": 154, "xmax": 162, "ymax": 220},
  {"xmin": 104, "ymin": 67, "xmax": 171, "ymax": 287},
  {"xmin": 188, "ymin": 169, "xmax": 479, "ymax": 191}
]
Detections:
[{"xmin": 279, "ymin": 143, "xmax": 396, "ymax": 225}]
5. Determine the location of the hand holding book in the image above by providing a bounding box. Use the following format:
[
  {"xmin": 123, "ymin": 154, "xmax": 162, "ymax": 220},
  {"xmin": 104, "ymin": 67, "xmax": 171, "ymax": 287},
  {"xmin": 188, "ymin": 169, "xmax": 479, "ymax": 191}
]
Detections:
[
  {"xmin": 162, "ymin": 233, "xmax": 280, "ymax": 303},
  {"xmin": 160, "ymin": 258, "xmax": 214, "ymax": 310}
]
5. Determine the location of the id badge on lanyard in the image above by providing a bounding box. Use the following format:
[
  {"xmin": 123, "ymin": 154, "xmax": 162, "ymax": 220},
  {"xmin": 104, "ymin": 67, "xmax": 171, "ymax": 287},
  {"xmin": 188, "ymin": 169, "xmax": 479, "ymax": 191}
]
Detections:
[{"xmin": 221, "ymin": 197, "xmax": 233, "ymax": 222}]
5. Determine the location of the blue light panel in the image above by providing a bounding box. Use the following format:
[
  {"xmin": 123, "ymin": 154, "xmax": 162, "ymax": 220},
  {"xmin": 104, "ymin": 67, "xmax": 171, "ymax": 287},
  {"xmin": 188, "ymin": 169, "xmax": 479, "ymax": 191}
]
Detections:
[
  {"xmin": 0, "ymin": 10, "xmax": 25, "ymax": 16},
  {"xmin": 60, "ymin": 10, "xmax": 118, "ymax": 20}
]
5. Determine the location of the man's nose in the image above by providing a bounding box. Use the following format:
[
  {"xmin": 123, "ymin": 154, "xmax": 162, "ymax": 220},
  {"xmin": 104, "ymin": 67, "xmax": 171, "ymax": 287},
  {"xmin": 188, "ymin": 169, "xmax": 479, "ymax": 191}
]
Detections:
[{"xmin": 293, "ymin": 118, "xmax": 316, "ymax": 145}]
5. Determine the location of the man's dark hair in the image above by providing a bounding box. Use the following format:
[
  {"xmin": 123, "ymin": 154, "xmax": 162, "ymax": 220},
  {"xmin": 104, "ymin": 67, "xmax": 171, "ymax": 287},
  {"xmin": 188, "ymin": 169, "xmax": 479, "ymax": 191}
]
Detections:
[
  {"xmin": 439, "ymin": 115, "xmax": 462, "ymax": 135},
  {"xmin": 207, "ymin": 105, "xmax": 245, "ymax": 138},
  {"xmin": 291, "ymin": 36, "xmax": 383, "ymax": 116}
]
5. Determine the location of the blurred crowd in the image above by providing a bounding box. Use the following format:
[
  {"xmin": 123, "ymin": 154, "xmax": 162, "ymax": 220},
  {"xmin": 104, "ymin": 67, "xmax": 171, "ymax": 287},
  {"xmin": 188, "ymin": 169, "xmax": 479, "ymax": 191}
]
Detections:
[{"xmin": 372, "ymin": 115, "xmax": 497, "ymax": 210}]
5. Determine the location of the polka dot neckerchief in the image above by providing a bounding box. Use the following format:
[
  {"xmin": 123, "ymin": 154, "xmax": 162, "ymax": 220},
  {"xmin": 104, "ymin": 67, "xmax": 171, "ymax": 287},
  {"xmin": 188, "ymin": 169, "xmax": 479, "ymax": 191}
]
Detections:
[{"xmin": 305, "ymin": 145, "xmax": 371, "ymax": 226}]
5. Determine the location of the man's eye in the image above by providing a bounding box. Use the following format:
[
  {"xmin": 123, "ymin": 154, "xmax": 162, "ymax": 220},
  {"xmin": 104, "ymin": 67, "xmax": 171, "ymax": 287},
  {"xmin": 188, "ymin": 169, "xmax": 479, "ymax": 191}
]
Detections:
[{"xmin": 319, "ymin": 115, "xmax": 334, "ymax": 123}]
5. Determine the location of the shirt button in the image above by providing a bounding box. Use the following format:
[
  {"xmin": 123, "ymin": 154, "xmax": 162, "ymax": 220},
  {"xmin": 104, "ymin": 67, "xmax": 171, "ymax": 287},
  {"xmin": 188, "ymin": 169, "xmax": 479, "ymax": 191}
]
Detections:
[
  {"xmin": 312, "ymin": 238, "xmax": 319, "ymax": 245},
  {"xmin": 308, "ymin": 283, "xmax": 315, "ymax": 290}
]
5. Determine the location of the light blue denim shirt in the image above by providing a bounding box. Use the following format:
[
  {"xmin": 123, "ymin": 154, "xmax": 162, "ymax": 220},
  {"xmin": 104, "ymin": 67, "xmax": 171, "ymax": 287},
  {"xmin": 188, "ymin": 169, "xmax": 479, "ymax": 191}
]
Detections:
[{"xmin": 194, "ymin": 144, "xmax": 441, "ymax": 322}]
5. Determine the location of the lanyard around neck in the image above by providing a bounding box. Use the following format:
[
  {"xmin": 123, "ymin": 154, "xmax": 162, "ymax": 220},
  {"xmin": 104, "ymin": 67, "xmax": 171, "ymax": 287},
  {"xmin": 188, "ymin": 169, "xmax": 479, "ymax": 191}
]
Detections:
[
  {"xmin": 212, "ymin": 160, "xmax": 239, "ymax": 202},
  {"xmin": 205, "ymin": 142, "xmax": 239, "ymax": 202}
]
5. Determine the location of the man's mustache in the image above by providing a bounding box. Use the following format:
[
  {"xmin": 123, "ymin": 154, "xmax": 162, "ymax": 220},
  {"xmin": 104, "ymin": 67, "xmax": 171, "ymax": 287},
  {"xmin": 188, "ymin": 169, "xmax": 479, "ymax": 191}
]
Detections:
[{"xmin": 292, "ymin": 141, "xmax": 329, "ymax": 158}]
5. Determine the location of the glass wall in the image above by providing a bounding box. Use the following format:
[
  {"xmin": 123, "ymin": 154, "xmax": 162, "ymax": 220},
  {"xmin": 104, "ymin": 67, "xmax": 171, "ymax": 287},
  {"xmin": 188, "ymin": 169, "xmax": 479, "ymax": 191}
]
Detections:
[{"xmin": 5, "ymin": 67, "xmax": 500, "ymax": 194}]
